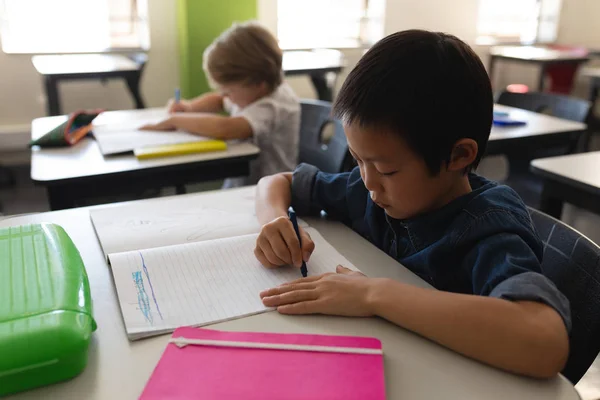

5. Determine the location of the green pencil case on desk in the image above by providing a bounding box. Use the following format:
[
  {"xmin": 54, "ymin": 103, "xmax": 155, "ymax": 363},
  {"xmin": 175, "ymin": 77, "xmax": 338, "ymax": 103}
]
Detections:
[{"xmin": 0, "ymin": 223, "xmax": 97, "ymax": 396}]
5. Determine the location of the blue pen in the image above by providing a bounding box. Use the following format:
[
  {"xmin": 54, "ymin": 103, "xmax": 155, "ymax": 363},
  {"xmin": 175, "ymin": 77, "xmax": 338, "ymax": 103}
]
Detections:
[
  {"xmin": 288, "ymin": 207, "xmax": 308, "ymax": 277},
  {"xmin": 175, "ymin": 88, "xmax": 181, "ymax": 103}
]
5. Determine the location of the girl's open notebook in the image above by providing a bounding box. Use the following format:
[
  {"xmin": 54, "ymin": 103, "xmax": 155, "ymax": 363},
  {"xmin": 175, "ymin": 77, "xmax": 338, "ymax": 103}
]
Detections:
[
  {"xmin": 108, "ymin": 227, "xmax": 361, "ymax": 340},
  {"xmin": 140, "ymin": 327, "xmax": 386, "ymax": 400}
]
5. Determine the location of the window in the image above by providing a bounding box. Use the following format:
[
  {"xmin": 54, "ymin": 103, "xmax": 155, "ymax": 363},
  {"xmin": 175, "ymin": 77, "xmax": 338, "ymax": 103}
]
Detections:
[
  {"xmin": 277, "ymin": 0, "xmax": 385, "ymax": 50},
  {"xmin": 0, "ymin": 0, "xmax": 150, "ymax": 54},
  {"xmin": 476, "ymin": 0, "xmax": 562, "ymax": 45}
]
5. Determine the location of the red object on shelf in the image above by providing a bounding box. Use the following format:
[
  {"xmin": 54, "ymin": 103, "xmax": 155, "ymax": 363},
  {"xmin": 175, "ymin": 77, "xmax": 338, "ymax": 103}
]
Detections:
[
  {"xmin": 506, "ymin": 83, "xmax": 529, "ymax": 93},
  {"xmin": 545, "ymin": 45, "xmax": 589, "ymax": 94}
]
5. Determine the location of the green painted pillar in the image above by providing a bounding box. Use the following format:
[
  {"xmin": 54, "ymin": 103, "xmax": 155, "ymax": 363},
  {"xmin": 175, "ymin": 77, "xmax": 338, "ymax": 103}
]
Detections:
[{"xmin": 177, "ymin": 0, "xmax": 258, "ymax": 98}]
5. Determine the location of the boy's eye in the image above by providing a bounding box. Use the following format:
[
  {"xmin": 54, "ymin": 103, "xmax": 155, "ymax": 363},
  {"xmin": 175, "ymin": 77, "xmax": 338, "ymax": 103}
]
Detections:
[{"xmin": 379, "ymin": 170, "xmax": 398, "ymax": 177}]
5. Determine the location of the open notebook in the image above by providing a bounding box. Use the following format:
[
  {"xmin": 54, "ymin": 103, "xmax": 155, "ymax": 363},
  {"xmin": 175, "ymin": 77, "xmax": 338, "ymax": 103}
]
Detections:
[
  {"xmin": 109, "ymin": 228, "xmax": 359, "ymax": 340},
  {"xmin": 90, "ymin": 190, "xmax": 359, "ymax": 340},
  {"xmin": 91, "ymin": 109, "xmax": 210, "ymax": 156}
]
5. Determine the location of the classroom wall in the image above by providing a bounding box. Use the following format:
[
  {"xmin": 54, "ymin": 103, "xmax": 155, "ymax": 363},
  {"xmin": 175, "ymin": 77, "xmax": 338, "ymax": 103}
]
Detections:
[
  {"xmin": 3, "ymin": 0, "xmax": 600, "ymax": 152},
  {"xmin": 556, "ymin": 0, "xmax": 600, "ymax": 47},
  {"xmin": 0, "ymin": 0, "xmax": 179, "ymax": 150},
  {"xmin": 555, "ymin": 0, "xmax": 600, "ymax": 109}
]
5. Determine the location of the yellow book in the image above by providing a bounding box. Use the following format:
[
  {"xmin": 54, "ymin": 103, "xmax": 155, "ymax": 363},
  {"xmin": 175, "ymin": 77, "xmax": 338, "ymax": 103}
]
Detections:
[{"xmin": 134, "ymin": 140, "xmax": 227, "ymax": 160}]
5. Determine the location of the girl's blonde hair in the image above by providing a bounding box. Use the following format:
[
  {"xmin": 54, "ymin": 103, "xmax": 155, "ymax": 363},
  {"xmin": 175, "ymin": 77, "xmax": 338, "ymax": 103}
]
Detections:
[{"xmin": 203, "ymin": 21, "xmax": 283, "ymax": 91}]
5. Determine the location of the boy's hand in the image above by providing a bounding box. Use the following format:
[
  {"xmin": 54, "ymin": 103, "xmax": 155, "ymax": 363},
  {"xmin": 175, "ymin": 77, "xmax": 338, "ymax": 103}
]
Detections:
[
  {"xmin": 139, "ymin": 118, "xmax": 177, "ymax": 131},
  {"xmin": 260, "ymin": 265, "xmax": 375, "ymax": 316},
  {"xmin": 167, "ymin": 99, "xmax": 189, "ymax": 113},
  {"xmin": 254, "ymin": 216, "xmax": 315, "ymax": 268}
]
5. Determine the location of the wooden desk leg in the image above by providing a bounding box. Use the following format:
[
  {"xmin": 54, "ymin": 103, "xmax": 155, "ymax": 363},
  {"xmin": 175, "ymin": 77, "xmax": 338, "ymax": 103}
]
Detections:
[
  {"xmin": 539, "ymin": 183, "xmax": 564, "ymax": 219},
  {"xmin": 310, "ymin": 74, "xmax": 333, "ymax": 102},
  {"xmin": 47, "ymin": 186, "xmax": 77, "ymax": 211},
  {"xmin": 44, "ymin": 76, "xmax": 61, "ymax": 116},
  {"xmin": 124, "ymin": 72, "xmax": 146, "ymax": 109}
]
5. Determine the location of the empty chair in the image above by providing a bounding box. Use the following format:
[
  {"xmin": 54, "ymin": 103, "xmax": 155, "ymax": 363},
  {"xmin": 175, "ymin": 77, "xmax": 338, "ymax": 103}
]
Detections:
[
  {"xmin": 298, "ymin": 99, "xmax": 350, "ymax": 173},
  {"xmin": 528, "ymin": 207, "xmax": 600, "ymax": 384}
]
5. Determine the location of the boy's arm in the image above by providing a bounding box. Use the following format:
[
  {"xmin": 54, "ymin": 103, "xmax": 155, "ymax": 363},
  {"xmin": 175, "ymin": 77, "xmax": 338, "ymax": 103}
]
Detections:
[
  {"xmin": 261, "ymin": 225, "xmax": 571, "ymax": 378},
  {"xmin": 255, "ymin": 173, "xmax": 292, "ymax": 224},
  {"xmin": 140, "ymin": 113, "xmax": 253, "ymax": 140},
  {"xmin": 370, "ymin": 280, "xmax": 569, "ymax": 378},
  {"xmin": 261, "ymin": 269, "xmax": 569, "ymax": 379},
  {"xmin": 186, "ymin": 93, "xmax": 225, "ymax": 113},
  {"xmin": 170, "ymin": 93, "xmax": 225, "ymax": 113},
  {"xmin": 254, "ymin": 167, "xmax": 359, "ymax": 268}
]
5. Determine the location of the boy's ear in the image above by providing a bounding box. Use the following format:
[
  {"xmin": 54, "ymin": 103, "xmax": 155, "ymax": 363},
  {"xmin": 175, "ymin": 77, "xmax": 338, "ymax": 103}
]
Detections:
[{"xmin": 447, "ymin": 139, "xmax": 478, "ymax": 172}]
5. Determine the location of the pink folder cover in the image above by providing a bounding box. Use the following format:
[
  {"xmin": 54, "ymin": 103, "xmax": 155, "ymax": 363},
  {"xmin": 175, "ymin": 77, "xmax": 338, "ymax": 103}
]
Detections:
[{"xmin": 140, "ymin": 327, "xmax": 386, "ymax": 400}]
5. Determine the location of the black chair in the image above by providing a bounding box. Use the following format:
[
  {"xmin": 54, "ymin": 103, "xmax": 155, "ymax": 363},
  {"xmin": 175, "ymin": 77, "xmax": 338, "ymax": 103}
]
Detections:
[
  {"xmin": 497, "ymin": 91, "xmax": 591, "ymax": 125},
  {"xmin": 528, "ymin": 207, "xmax": 600, "ymax": 384},
  {"xmin": 0, "ymin": 165, "xmax": 16, "ymax": 214},
  {"xmin": 299, "ymin": 99, "xmax": 351, "ymax": 173},
  {"xmin": 495, "ymin": 92, "xmax": 592, "ymax": 207}
]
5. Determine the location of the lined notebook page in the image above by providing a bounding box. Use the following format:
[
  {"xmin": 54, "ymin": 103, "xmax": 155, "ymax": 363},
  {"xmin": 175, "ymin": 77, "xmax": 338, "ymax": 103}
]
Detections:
[{"xmin": 109, "ymin": 228, "xmax": 360, "ymax": 340}]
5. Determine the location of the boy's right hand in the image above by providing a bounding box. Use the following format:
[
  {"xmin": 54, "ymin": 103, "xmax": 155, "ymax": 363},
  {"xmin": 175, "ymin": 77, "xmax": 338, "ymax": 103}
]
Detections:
[
  {"xmin": 167, "ymin": 99, "xmax": 189, "ymax": 113},
  {"xmin": 255, "ymin": 216, "xmax": 315, "ymax": 269}
]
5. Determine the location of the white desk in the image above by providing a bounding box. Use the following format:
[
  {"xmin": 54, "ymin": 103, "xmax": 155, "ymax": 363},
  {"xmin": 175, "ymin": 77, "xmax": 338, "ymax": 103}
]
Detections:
[
  {"xmin": 32, "ymin": 54, "xmax": 148, "ymax": 116},
  {"xmin": 1, "ymin": 187, "xmax": 579, "ymax": 399},
  {"xmin": 487, "ymin": 105, "xmax": 588, "ymax": 155},
  {"xmin": 30, "ymin": 108, "xmax": 260, "ymax": 210},
  {"xmin": 531, "ymin": 151, "xmax": 600, "ymax": 219}
]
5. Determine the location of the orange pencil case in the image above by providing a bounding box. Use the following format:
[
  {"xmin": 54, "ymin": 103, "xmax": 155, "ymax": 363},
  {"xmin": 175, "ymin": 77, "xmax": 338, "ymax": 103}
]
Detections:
[{"xmin": 29, "ymin": 109, "xmax": 103, "ymax": 148}]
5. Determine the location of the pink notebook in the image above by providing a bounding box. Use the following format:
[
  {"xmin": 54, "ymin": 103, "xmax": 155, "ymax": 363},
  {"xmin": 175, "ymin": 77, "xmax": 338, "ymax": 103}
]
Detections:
[{"xmin": 140, "ymin": 327, "xmax": 386, "ymax": 400}]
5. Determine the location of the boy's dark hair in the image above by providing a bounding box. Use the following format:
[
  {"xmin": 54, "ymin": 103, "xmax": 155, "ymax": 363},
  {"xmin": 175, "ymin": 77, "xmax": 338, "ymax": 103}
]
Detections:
[{"xmin": 333, "ymin": 30, "xmax": 493, "ymax": 174}]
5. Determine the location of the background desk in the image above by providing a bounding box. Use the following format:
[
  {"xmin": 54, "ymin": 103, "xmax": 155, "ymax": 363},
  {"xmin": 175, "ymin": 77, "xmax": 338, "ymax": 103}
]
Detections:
[
  {"xmin": 32, "ymin": 54, "xmax": 148, "ymax": 116},
  {"xmin": 1, "ymin": 187, "xmax": 579, "ymax": 399},
  {"xmin": 531, "ymin": 151, "xmax": 600, "ymax": 219},
  {"xmin": 283, "ymin": 49, "xmax": 345, "ymax": 102},
  {"xmin": 488, "ymin": 46, "xmax": 590, "ymax": 92},
  {"xmin": 30, "ymin": 109, "xmax": 259, "ymax": 210},
  {"xmin": 487, "ymin": 104, "xmax": 588, "ymax": 155},
  {"xmin": 33, "ymin": 51, "xmax": 344, "ymax": 117}
]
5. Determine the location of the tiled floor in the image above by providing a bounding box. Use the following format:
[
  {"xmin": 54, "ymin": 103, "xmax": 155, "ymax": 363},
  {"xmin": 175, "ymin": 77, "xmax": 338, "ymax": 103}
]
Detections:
[{"xmin": 1, "ymin": 157, "xmax": 600, "ymax": 398}]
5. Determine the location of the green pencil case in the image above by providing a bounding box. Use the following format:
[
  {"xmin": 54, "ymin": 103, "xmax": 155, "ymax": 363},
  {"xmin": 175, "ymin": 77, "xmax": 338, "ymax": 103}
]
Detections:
[{"xmin": 0, "ymin": 223, "xmax": 97, "ymax": 396}]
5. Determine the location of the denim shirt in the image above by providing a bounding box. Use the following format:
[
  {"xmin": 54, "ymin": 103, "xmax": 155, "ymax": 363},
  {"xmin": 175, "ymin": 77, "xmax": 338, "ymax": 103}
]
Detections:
[{"xmin": 292, "ymin": 164, "xmax": 571, "ymax": 332}]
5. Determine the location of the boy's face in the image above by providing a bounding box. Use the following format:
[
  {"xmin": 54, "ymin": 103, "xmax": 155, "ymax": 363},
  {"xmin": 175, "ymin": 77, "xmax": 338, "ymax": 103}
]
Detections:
[
  {"xmin": 345, "ymin": 123, "xmax": 471, "ymax": 220},
  {"xmin": 219, "ymin": 82, "xmax": 269, "ymax": 108}
]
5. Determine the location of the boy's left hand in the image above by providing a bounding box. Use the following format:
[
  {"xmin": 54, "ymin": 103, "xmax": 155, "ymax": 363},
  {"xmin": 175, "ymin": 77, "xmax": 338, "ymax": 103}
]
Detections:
[
  {"xmin": 260, "ymin": 265, "xmax": 376, "ymax": 316},
  {"xmin": 139, "ymin": 118, "xmax": 176, "ymax": 131}
]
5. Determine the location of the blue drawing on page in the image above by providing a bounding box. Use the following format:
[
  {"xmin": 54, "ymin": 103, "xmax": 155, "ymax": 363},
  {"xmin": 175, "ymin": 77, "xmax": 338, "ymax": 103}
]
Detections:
[
  {"xmin": 132, "ymin": 271, "xmax": 153, "ymax": 324},
  {"xmin": 139, "ymin": 251, "xmax": 164, "ymax": 320}
]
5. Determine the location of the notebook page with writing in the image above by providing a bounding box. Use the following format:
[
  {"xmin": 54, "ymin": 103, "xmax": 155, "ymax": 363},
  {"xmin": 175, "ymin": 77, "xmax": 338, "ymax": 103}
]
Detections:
[{"xmin": 109, "ymin": 228, "xmax": 360, "ymax": 340}]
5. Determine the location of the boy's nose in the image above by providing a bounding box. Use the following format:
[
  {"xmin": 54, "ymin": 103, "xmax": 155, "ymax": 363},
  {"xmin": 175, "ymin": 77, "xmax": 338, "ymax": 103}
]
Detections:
[
  {"xmin": 370, "ymin": 190, "xmax": 385, "ymax": 204},
  {"xmin": 362, "ymin": 166, "xmax": 381, "ymax": 192}
]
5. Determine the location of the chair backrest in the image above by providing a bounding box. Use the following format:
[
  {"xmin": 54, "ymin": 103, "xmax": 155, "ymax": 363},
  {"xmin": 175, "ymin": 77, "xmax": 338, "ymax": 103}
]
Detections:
[
  {"xmin": 528, "ymin": 207, "xmax": 600, "ymax": 383},
  {"xmin": 496, "ymin": 91, "xmax": 591, "ymax": 123},
  {"xmin": 298, "ymin": 99, "xmax": 350, "ymax": 174}
]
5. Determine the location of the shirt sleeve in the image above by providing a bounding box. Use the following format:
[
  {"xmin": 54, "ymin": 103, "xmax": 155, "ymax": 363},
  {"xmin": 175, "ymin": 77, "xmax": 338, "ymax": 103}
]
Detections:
[
  {"xmin": 237, "ymin": 98, "xmax": 276, "ymax": 141},
  {"xmin": 223, "ymin": 97, "xmax": 236, "ymax": 115},
  {"xmin": 460, "ymin": 213, "xmax": 572, "ymax": 333},
  {"xmin": 291, "ymin": 163, "xmax": 367, "ymax": 224}
]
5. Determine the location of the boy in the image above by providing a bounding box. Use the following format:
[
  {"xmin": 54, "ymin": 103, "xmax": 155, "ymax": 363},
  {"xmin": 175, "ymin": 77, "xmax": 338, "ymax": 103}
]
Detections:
[
  {"xmin": 254, "ymin": 30, "xmax": 570, "ymax": 379},
  {"xmin": 141, "ymin": 21, "xmax": 300, "ymax": 187}
]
